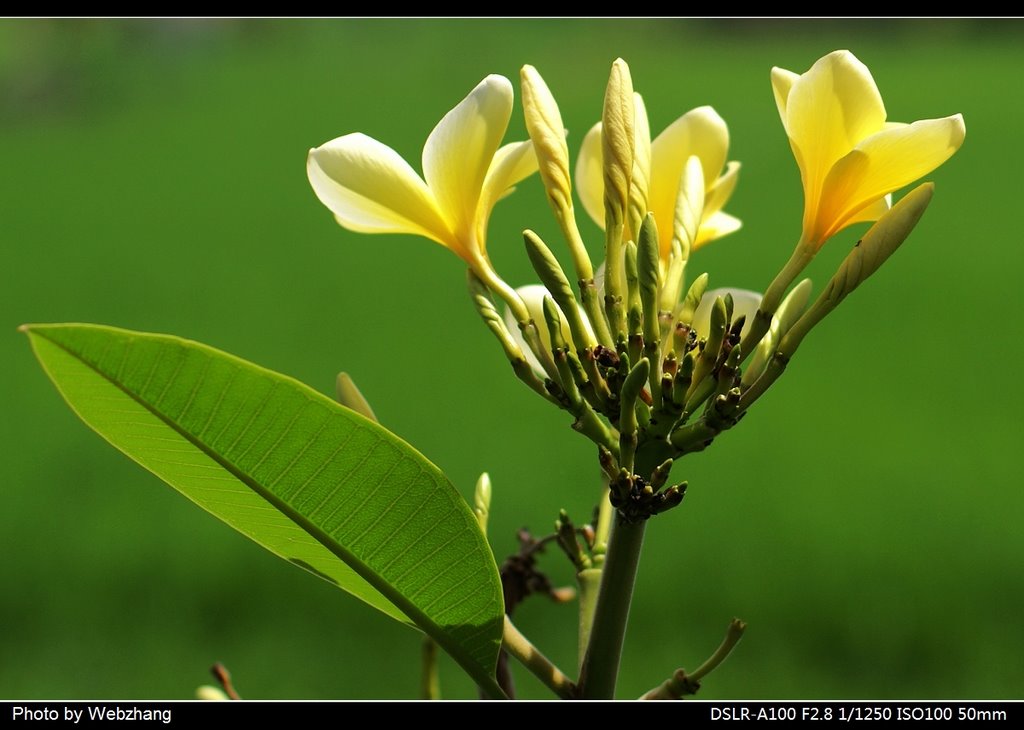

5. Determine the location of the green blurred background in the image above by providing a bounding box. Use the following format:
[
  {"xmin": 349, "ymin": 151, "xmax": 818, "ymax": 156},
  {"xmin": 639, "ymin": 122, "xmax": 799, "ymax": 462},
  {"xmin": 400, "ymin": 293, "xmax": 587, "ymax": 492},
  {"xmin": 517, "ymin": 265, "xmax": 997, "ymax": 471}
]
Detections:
[{"xmin": 2, "ymin": 19, "xmax": 1021, "ymax": 700}]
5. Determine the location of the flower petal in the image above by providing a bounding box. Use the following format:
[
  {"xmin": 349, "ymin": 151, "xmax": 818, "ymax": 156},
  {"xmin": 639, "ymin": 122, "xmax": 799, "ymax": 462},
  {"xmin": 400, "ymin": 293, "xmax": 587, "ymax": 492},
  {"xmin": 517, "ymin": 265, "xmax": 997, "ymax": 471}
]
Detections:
[
  {"xmin": 672, "ymin": 155, "xmax": 705, "ymax": 262},
  {"xmin": 695, "ymin": 211, "xmax": 742, "ymax": 249},
  {"xmin": 575, "ymin": 122, "xmax": 605, "ymax": 230},
  {"xmin": 703, "ymin": 161, "xmax": 740, "ymax": 219},
  {"xmin": 649, "ymin": 106, "xmax": 729, "ymax": 254},
  {"xmin": 783, "ymin": 51, "xmax": 887, "ymax": 237},
  {"xmin": 842, "ymin": 194, "xmax": 891, "ymax": 229},
  {"xmin": 815, "ymin": 114, "xmax": 965, "ymax": 240},
  {"xmin": 477, "ymin": 139, "xmax": 538, "ymax": 245},
  {"xmin": 422, "ymin": 75, "xmax": 514, "ymax": 249},
  {"xmin": 307, "ymin": 133, "xmax": 451, "ymax": 246},
  {"xmin": 770, "ymin": 67, "xmax": 800, "ymax": 133}
]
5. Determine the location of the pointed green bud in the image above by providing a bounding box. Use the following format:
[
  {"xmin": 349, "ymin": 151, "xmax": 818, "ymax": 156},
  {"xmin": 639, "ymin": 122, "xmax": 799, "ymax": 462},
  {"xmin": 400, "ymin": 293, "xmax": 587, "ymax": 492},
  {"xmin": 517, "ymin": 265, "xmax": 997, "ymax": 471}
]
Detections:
[
  {"xmin": 726, "ymin": 343, "xmax": 742, "ymax": 370},
  {"xmin": 542, "ymin": 295, "xmax": 568, "ymax": 353},
  {"xmin": 776, "ymin": 278, "xmax": 813, "ymax": 336},
  {"xmin": 673, "ymin": 352, "xmax": 695, "ymax": 408},
  {"xmin": 650, "ymin": 484, "xmax": 686, "ymax": 515},
  {"xmin": 677, "ymin": 272, "xmax": 709, "ymax": 326},
  {"xmin": 335, "ymin": 372, "xmax": 378, "ymax": 422},
  {"xmin": 660, "ymin": 371, "xmax": 674, "ymax": 403},
  {"xmin": 624, "ymin": 239, "xmax": 642, "ymax": 337},
  {"xmin": 741, "ymin": 278, "xmax": 812, "ymax": 388},
  {"xmin": 689, "ymin": 295, "xmax": 727, "ymax": 392},
  {"xmin": 672, "ymin": 321, "xmax": 691, "ymax": 356},
  {"xmin": 708, "ymin": 296, "xmax": 728, "ymax": 355},
  {"xmin": 542, "ymin": 294, "xmax": 590, "ymax": 411},
  {"xmin": 618, "ymin": 357, "xmax": 650, "ymax": 472},
  {"xmin": 781, "ymin": 183, "xmax": 934, "ymax": 359},
  {"xmin": 706, "ymin": 387, "xmax": 742, "ymax": 430},
  {"xmin": 619, "ymin": 357, "xmax": 649, "ymax": 434},
  {"xmin": 650, "ymin": 458, "xmax": 674, "ymax": 491},
  {"xmin": 637, "ymin": 213, "xmax": 661, "ymax": 345},
  {"xmin": 474, "ymin": 472, "xmax": 492, "ymax": 536},
  {"xmin": 523, "ymin": 229, "xmax": 596, "ymax": 351}
]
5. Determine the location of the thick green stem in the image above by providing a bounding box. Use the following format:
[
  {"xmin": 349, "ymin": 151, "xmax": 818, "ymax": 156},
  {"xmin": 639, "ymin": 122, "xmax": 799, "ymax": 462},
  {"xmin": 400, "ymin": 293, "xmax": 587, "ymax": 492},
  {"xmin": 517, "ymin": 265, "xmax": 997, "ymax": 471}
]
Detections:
[{"xmin": 577, "ymin": 515, "xmax": 647, "ymax": 699}]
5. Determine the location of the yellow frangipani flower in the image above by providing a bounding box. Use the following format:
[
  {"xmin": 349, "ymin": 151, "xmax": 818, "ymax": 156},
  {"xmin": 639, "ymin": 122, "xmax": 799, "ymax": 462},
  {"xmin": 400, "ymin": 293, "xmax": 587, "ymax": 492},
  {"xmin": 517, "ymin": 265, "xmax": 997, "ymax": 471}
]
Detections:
[
  {"xmin": 772, "ymin": 50, "xmax": 965, "ymax": 250},
  {"xmin": 576, "ymin": 103, "xmax": 741, "ymax": 262},
  {"xmin": 306, "ymin": 75, "xmax": 537, "ymax": 276}
]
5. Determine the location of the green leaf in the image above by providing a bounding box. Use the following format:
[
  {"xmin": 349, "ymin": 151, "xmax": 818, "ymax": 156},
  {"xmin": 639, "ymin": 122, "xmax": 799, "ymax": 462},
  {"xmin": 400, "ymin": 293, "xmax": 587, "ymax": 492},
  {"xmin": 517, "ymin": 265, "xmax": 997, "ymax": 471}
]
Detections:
[{"xmin": 23, "ymin": 323, "xmax": 506, "ymax": 697}]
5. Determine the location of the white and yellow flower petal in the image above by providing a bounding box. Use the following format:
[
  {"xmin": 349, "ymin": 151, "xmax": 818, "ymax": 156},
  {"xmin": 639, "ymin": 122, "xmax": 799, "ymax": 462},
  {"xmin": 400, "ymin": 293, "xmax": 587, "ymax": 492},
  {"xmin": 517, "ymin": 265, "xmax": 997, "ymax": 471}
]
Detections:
[
  {"xmin": 671, "ymin": 155, "xmax": 705, "ymax": 262},
  {"xmin": 774, "ymin": 50, "xmax": 964, "ymax": 250},
  {"xmin": 695, "ymin": 211, "xmax": 743, "ymax": 248},
  {"xmin": 779, "ymin": 50, "xmax": 887, "ymax": 233},
  {"xmin": 702, "ymin": 161, "xmax": 740, "ymax": 223},
  {"xmin": 309, "ymin": 74, "xmax": 538, "ymax": 275},
  {"xmin": 477, "ymin": 139, "xmax": 538, "ymax": 245},
  {"xmin": 575, "ymin": 122, "xmax": 606, "ymax": 230},
  {"xmin": 649, "ymin": 107, "xmax": 731, "ymax": 255},
  {"xmin": 307, "ymin": 132, "xmax": 452, "ymax": 246},
  {"xmin": 813, "ymin": 114, "xmax": 965, "ymax": 241},
  {"xmin": 422, "ymin": 75, "xmax": 515, "ymax": 250}
]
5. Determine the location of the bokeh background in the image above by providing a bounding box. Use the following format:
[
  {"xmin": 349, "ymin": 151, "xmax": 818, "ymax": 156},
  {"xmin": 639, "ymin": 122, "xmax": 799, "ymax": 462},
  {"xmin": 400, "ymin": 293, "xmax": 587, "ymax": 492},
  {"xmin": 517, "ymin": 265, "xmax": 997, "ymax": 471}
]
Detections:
[{"xmin": 3, "ymin": 19, "xmax": 1021, "ymax": 700}]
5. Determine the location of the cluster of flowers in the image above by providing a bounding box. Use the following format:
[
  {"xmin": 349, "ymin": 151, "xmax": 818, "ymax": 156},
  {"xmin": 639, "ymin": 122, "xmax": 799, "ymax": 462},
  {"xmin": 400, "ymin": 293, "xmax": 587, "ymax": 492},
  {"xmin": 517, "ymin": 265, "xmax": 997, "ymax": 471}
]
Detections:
[{"xmin": 305, "ymin": 51, "xmax": 964, "ymax": 512}]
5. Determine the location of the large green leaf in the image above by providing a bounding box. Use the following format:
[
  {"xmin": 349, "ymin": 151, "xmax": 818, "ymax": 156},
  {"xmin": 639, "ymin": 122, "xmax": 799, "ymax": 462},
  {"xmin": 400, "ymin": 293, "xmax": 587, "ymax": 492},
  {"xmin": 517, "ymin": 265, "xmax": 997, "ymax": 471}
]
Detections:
[{"xmin": 23, "ymin": 323, "xmax": 505, "ymax": 697}]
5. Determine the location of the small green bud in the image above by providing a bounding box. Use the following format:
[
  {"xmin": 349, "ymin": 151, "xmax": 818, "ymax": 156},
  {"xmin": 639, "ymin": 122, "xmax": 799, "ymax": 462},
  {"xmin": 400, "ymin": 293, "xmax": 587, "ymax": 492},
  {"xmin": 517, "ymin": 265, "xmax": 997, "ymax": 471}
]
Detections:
[
  {"xmin": 637, "ymin": 213, "xmax": 661, "ymax": 346},
  {"xmin": 677, "ymin": 272, "xmax": 709, "ymax": 326},
  {"xmin": 523, "ymin": 230, "xmax": 596, "ymax": 351},
  {"xmin": 689, "ymin": 296, "xmax": 727, "ymax": 392}
]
